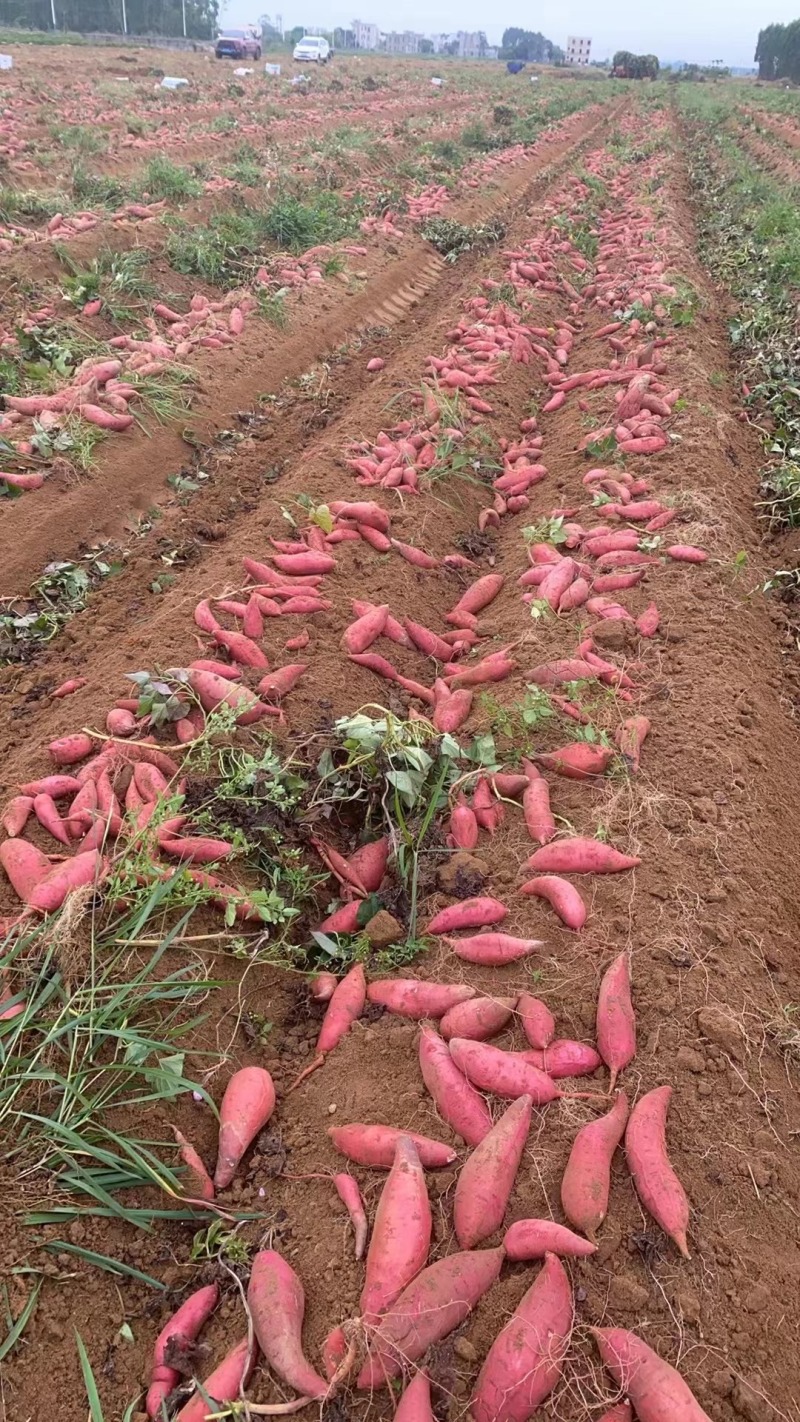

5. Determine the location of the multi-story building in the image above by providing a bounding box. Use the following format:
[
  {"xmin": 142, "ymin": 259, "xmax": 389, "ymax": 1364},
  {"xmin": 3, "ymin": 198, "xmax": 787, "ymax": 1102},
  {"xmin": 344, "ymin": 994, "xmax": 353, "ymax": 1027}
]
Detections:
[
  {"xmin": 352, "ymin": 18, "xmax": 379, "ymax": 49},
  {"xmin": 565, "ymin": 35, "xmax": 592, "ymax": 65},
  {"xmin": 457, "ymin": 30, "xmax": 487, "ymax": 58},
  {"xmin": 382, "ymin": 29, "xmax": 422, "ymax": 52}
]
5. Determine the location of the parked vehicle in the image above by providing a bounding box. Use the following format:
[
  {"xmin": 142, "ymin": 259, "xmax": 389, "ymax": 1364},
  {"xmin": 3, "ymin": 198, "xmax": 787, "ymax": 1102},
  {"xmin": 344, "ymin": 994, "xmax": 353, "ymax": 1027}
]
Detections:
[
  {"xmin": 292, "ymin": 35, "xmax": 331, "ymax": 63},
  {"xmin": 215, "ymin": 29, "xmax": 262, "ymax": 60}
]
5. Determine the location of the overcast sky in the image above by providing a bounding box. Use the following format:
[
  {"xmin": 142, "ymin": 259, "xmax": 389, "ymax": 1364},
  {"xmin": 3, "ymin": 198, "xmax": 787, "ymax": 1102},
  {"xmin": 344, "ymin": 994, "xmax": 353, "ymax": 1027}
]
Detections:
[{"xmin": 221, "ymin": 0, "xmax": 787, "ymax": 67}]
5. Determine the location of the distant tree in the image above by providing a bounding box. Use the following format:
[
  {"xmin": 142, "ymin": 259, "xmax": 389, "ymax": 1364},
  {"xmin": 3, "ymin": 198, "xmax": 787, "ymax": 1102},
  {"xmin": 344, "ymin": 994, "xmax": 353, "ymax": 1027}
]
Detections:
[
  {"xmin": 500, "ymin": 26, "xmax": 560, "ymax": 62},
  {"xmin": 443, "ymin": 38, "xmax": 459, "ymax": 55},
  {"xmin": 612, "ymin": 49, "xmax": 658, "ymax": 78},
  {"xmin": 286, "ymin": 24, "xmax": 305, "ymax": 45},
  {"xmin": 419, "ymin": 36, "xmax": 433, "ymax": 53},
  {"xmin": 756, "ymin": 22, "xmax": 785, "ymax": 79}
]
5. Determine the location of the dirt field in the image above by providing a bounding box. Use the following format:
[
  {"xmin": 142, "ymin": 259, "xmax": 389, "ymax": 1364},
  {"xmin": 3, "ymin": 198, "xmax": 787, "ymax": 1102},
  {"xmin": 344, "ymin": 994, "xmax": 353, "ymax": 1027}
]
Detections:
[{"xmin": 1, "ymin": 44, "xmax": 800, "ymax": 1422}]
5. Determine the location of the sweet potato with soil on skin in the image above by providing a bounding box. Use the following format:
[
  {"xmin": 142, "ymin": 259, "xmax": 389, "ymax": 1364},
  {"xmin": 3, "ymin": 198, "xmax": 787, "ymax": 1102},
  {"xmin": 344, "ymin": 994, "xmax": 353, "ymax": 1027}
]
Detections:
[
  {"xmin": 188, "ymin": 670, "xmax": 269, "ymax": 727},
  {"xmin": 560, "ymin": 1091, "xmax": 629, "ymax": 1241},
  {"xmin": 597, "ymin": 1405, "xmax": 633, "ymax": 1422},
  {"xmin": 28, "ymin": 849, "xmax": 104, "ymax": 913},
  {"xmin": 347, "ymin": 836, "xmax": 390, "ymax": 893},
  {"xmin": 597, "ymin": 952, "xmax": 636, "ymax": 1090},
  {"xmin": 523, "ymin": 1040, "xmax": 602, "ymax": 1078},
  {"xmin": 0, "ymin": 839, "xmax": 52, "ymax": 903},
  {"xmin": 160, "ymin": 836, "xmax": 233, "ymax": 865},
  {"xmin": 449, "ymin": 572, "xmax": 504, "ymax": 619},
  {"xmin": 440, "ymin": 995, "xmax": 516, "ymax": 1041},
  {"xmin": 257, "ymin": 664, "xmax": 308, "ymax": 701},
  {"xmin": 419, "ymin": 1026, "xmax": 492, "ymax": 1145},
  {"xmin": 248, "ymin": 1250, "xmax": 327, "ymax": 1398},
  {"xmin": 361, "ymin": 1136, "xmax": 432, "ymax": 1321},
  {"xmin": 470, "ymin": 1252, "xmax": 573, "ymax": 1422},
  {"xmin": 425, "ymin": 896, "xmax": 507, "ymax": 934},
  {"xmin": 318, "ymin": 900, "xmax": 362, "ymax": 934},
  {"xmin": 448, "ymin": 656, "xmax": 516, "ymax": 690},
  {"xmin": 448, "ymin": 795, "xmax": 479, "ymax": 850},
  {"xmin": 524, "ymin": 837, "xmax": 640, "ymax": 875},
  {"xmin": 175, "ymin": 1336, "xmax": 256, "ymax": 1422},
  {"xmin": 519, "ymin": 873, "xmax": 587, "ymax": 931},
  {"xmin": 1, "ymin": 797, "xmax": 33, "ymax": 838},
  {"xmin": 615, "ymin": 715, "xmax": 651, "ymax": 772},
  {"xmin": 367, "ymin": 979, "xmax": 475, "ymax": 1019},
  {"xmin": 146, "ymin": 1283, "xmax": 220, "ymax": 1418},
  {"xmin": 52, "ymin": 677, "xmax": 88, "ymax": 698},
  {"xmin": 503, "ymin": 1218, "xmax": 596, "ymax": 1260},
  {"xmin": 448, "ymin": 1038, "xmax": 575, "ymax": 1106},
  {"xmin": 517, "ymin": 993, "xmax": 555, "ymax": 1050},
  {"xmin": 444, "ymin": 932, "xmax": 543, "ymax": 965},
  {"xmin": 666, "ymin": 544, "xmax": 708, "ymax": 563},
  {"xmin": 454, "ymin": 1094, "xmax": 532, "ymax": 1248},
  {"xmin": 394, "ymin": 1371, "xmax": 435, "ymax": 1422},
  {"xmin": 521, "ymin": 762, "xmax": 555, "ymax": 845},
  {"xmin": 310, "ymin": 972, "xmax": 338, "ymax": 1002},
  {"xmin": 527, "ymin": 658, "xmax": 597, "ymax": 687},
  {"xmin": 48, "ymin": 732, "xmax": 95, "ymax": 766},
  {"xmin": 342, "ymin": 604, "xmax": 389, "ymax": 654},
  {"xmin": 328, "ymin": 1122, "xmax": 457, "ymax": 1169},
  {"xmin": 316, "ymin": 962, "xmax": 366, "ymax": 1055},
  {"xmin": 534, "ymin": 743, "xmax": 614, "ymax": 780},
  {"xmin": 173, "ymin": 1128, "xmax": 215, "ymax": 1202},
  {"xmin": 20, "ymin": 775, "xmax": 81, "ymax": 799},
  {"xmin": 272, "ymin": 551, "xmax": 335, "ymax": 576},
  {"xmin": 626, "ymin": 1085, "xmax": 690, "ymax": 1258},
  {"xmin": 473, "ymin": 777, "xmax": 503, "ymax": 833},
  {"xmin": 331, "ymin": 500, "xmax": 390, "ymax": 532},
  {"xmin": 592, "ymin": 1328, "xmax": 711, "ymax": 1422},
  {"xmin": 214, "ymin": 1066, "xmax": 276, "ymax": 1189},
  {"xmin": 357, "ymin": 1247, "xmax": 504, "ymax": 1388},
  {"xmin": 636, "ymin": 603, "xmax": 660, "ymax": 637},
  {"xmin": 432, "ymin": 685, "xmax": 473, "ymax": 732},
  {"xmin": 334, "ymin": 1173, "xmax": 368, "ymax": 1260},
  {"xmin": 404, "ymin": 619, "xmax": 453, "ymax": 661}
]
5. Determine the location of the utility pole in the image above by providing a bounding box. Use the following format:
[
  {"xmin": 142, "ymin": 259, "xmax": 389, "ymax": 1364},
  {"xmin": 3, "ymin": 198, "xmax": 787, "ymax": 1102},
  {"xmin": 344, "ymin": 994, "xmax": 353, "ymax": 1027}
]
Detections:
[
  {"xmin": 121, "ymin": 0, "xmax": 127, "ymax": 34},
  {"xmin": 50, "ymin": 0, "xmax": 57, "ymax": 29},
  {"xmin": 182, "ymin": 0, "xmax": 187, "ymax": 37}
]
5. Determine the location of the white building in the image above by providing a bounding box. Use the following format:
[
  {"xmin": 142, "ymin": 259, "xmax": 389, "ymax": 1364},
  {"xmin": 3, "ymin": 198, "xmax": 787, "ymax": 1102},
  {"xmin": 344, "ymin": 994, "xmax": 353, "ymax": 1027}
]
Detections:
[
  {"xmin": 352, "ymin": 18, "xmax": 379, "ymax": 49},
  {"xmin": 566, "ymin": 35, "xmax": 592, "ymax": 65},
  {"xmin": 457, "ymin": 30, "xmax": 487, "ymax": 58}
]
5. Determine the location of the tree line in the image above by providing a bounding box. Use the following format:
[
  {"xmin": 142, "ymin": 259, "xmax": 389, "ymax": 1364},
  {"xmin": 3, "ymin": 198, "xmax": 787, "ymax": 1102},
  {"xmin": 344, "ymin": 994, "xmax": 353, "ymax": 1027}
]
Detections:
[
  {"xmin": 0, "ymin": 0, "xmax": 217, "ymax": 38},
  {"xmin": 611, "ymin": 50, "xmax": 659, "ymax": 78},
  {"xmin": 499, "ymin": 28, "xmax": 563, "ymax": 64},
  {"xmin": 755, "ymin": 22, "xmax": 800, "ymax": 81}
]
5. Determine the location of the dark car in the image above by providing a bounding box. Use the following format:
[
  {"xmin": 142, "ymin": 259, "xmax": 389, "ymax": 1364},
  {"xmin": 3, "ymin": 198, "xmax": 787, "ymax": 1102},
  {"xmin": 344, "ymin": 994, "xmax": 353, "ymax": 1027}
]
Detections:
[{"xmin": 215, "ymin": 29, "xmax": 262, "ymax": 60}]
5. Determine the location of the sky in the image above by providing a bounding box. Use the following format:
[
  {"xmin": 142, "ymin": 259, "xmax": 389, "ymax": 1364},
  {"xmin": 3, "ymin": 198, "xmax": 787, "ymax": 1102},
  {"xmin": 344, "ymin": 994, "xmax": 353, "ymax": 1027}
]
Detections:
[{"xmin": 220, "ymin": 0, "xmax": 791, "ymax": 68}]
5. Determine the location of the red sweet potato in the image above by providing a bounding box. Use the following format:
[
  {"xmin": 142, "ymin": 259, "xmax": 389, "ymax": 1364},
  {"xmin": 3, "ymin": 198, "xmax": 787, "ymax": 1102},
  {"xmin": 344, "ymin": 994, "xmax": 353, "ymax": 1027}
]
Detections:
[
  {"xmin": 450, "ymin": 573, "xmax": 504, "ymax": 618},
  {"xmin": 0, "ymin": 838, "xmax": 51, "ymax": 903},
  {"xmin": 319, "ymin": 901, "xmax": 362, "ymax": 934},
  {"xmin": 366, "ymin": 979, "xmax": 475, "ymax": 1019},
  {"xmin": 560, "ymin": 1091, "xmax": 629, "ymax": 1240},
  {"xmin": 503, "ymin": 1218, "xmax": 596, "ymax": 1260},
  {"xmin": 272, "ymin": 551, "xmax": 335, "ymax": 576},
  {"xmin": 188, "ymin": 670, "xmax": 268, "ymax": 727},
  {"xmin": 591, "ymin": 1328, "xmax": 712, "ymax": 1421},
  {"xmin": 444, "ymin": 932, "xmax": 543, "ymax": 965},
  {"xmin": 334, "ymin": 1173, "xmax": 368, "ymax": 1260},
  {"xmin": 473, "ymin": 777, "xmax": 503, "ymax": 833},
  {"xmin": 173, "ymin": 1128, "xmax": 215, "ymax": 1202},
  {"xmin": 470, "ymin": 1252, "xmax": 572, "ymax": 1422},
  {"xmin": 317, "ymin": 963, "xmax": 366, "ymax": 1055},
  {"xmin": 214, "ymin": 1066, "xmax": 276, "ymax": 1189},
  {"xmin": 521, "ymin": 762, "xmax": 555, "ymax": 845},
  {"xmin": 524, "ymin": 838, "xmax": 640, "ymax": 874},
  {"xmin": 425, "ymin": 897, "xmax": 507, "ymax": 934},
  {"xmin": 28, "ymin": 849, "xmax": 103, "ymax": 912},
  {"xmin": 440, "ymin": 996, "xmax": 516, "ymax": 1042},
  {"xmin": 518, "ymin": 994, "xmax": 555, "ymax": 1050},
  {"xmin": 357, "ymin": 1247, "xmax": 504, "ymax": 1387},
  {"xmin": 454, "ymin": 1094, "xmax": 532, "ymax": 1248},
  {"xmin": 347, "ymin": 837, "xmax": 390, "ymax": 893},
  {"xmin": 448, "ymin": 1038, "xmax": 562, "ymax": 1106},
  {"xmin": 361, "ymin": 1136, "xmax": 431, "ymax": 1321},
  {"xmin": 534, "ymin": 743, "xmax": 614, "ymax": 780},
  {"xmin": 19, "ymin": 775, "xmax": 81, "ymax": 798},
  {"xmin": 394, "ymin": 1371, "xmax": 435, "ymax": 1422},
  {"xmin": 519, "ymin": 874, "xmax": 587, "ymax": 931},
  {"xmin": 248, "ymin": 1251, "xmax": 327, "ymax": 1397},
  {"xmin": 625, "ymin": 1086, "xmax": 690, "ymax": 1258},
  {"xmin": 523, "ymin": 1040, "xmax": 601, "ymax": 1078},
  {"xmin": 404, "ymin": 619, "xmax": 453, "ymax": 661},
  {"xmin": 328, "ymin": 1123, "xmax": 457, "ymax": 1169},
  {"xmin": 615, "ymin": 715, "xmax": 650, "ymax": 772},
  {"xmin": 596, "ymin": 952, "xmax": 636, "ymax": 1090},
  {"xmin": 146, "ymin": 1283, "xmax": 219, "ymax": 1419},
  {"xmin": 175, "ymin": 1337, "xmax": 256, "ymax": 1422},
  {"xmin": 257, "ymin": 664, "xmax": 308, "ymax": 700},
  {"xmin": 1, "ymin": 796, "xmax": 33, "ymax": 838},
  {"xmin": 419, "ymin": 1027, "xmax": 492, "ymax": 1145},
  {"xmin": 342, "ymin": 604, "xmax": 389, "ymax": 654},
  {"xmin": 48, "ymin": 733, "xmax": 95, "ymax": 766},
  {"xmin": 448, "ymin": 796, "xmax": 479, "ymax": 850}
]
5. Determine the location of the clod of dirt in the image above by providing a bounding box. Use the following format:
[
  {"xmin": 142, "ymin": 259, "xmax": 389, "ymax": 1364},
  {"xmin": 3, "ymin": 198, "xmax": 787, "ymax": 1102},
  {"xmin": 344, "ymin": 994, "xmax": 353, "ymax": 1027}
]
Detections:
[
  {"xmin": 364, "ymin": 909, "xmax": 403, "ymax": 949},
  {"xmin": 732, "ymin": 1375, "xmax": 778, "ymax": 1421},
  {"xmin": 607, "ymin": 1274, "xmax": 649, "ymax": 1313},
  {"xmin": 437, "ymin": 851, "xmax": 489, "ymax": 898},
  {"xmin": 163, "ymin": 1334, "xmax": 207, "ymax": 1377},
  {"xmin": 695, "ymin": 1006, "xmax": 746, "ymax": 1059},
  {"xmin": 591, "ymin": 620, "xmax": 632, "ymax": 651}
]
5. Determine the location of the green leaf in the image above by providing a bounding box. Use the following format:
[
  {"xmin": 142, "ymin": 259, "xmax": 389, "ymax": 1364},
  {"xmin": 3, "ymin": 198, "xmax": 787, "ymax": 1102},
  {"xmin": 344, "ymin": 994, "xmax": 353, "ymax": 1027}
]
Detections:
[
  {"xmin": 0, "ymin": 1281, "xmax": 40, "ymax": 1362},
  {"xmin": 46, "ymin": 1242, "xmax": 166, "ymax": 1289}
]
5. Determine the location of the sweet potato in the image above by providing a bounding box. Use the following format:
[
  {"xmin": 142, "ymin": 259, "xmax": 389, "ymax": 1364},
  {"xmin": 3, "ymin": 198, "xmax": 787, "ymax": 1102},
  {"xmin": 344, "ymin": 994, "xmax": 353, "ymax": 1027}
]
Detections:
[
  {"xmin": 518, "ymin": 994, "xmax": 555, "ymax": 1049},
  {"xmin": 523, "ymin": 1039, "xmax": 601, "ymax": 1078},
  {"xmin": 395, "ymin": 1370, "xmax": 435, "ymax": 1422},
  {"xmin": 175, "ymin": 1337, "xmax": 256, "ymax": 1422},
  {"xmin": 520, "ymin": 762, "xmax": 555, "ymax": 845},
  {"xmin": 317, "ymin": 963, "xmax": 366, "ymax": 1055},
  {"xmin": 366, "ymin": 979, "xmax": 475, "ymax": 1019},
  {"xmin": 334, "ymin": 1173, "xmax": 368, "ymax": 1260},
  {"xmin": 597, "ymin": 1406, "xmax": 632, "ymax": 1422},
  {"xmin": 449, "ymin": 572, "xmax": 504, "ymax": 618},
  {"xmin": 328, "ymin": 1122, "xmax": 457, "ymax": 1169},
  {"xmin": 188, "ymin": 669, "xmax": 268, "ymax": 727},
  {"xmin": 361, "ymin": 1136, "xmax": 431, "ymax": 1321},
  {"xmin": 310, "ymin": 972, "xmax": 338, "ymax": 1002},
  {"xmin": 448, "ymin": 656, "xmax": 516, "ymax": 690},
  {"xmin": 470, "ymin": 1252, "xmax": 572, "ymax": 1422},
  {"xmin": 342, "ymin": 604, "xmax": 389, "ymax": 654},
  {"xmin": 173, "ymin": 1128, "xmax": 215, "ymax": 1202},
  {"xmin": 518, "ymin": 874, "xmax": 587, "ymax": 931},
  {"xmin": 257, "ymin": 664, "xmax": 308, "ymax": 700},
  {"xmin": 52, "ymin": 678, "xmax": 88, "ymax": 698},
  {"xmin": 146, "ymin": 1283, "xmax": 219, "ymax": 1418},
  {"xmin": 357, "ymin": 1247, "xmax": 504, "ymax": 1387},
  {"xmin": 19, "ymin": 775, "xmax": 81, "ymax": 798},
  {"xmin": 636, "ymin": 603, "xmax": 660, "ymax": 637},
  {"xmin": 347, "ymin": 837, "xmax": 389, "ymax": 893},
  {"xmin": 248, "ymin": 1251, "xmax": 327, "ymax": 1398},
  {"xmin": 592, "ymin": 1327, "xmax": 712, "ymax": 1421},
  {"xmin": 214, "ymin": 1066, "xmax": 276, "ymax": 1189},
  {"xmin": 524, "ymin": 838, "xmax": 640, "ymax": 874},
  {"xmin": 560, "ymin": 1091, "xmax": 629, "ymax": 1240},
  {"xmin": 404, "ymin": 619, "xmax": 453, "ymax": 661},
  {"xmin": 615, "ymin": 715, "xmax": 650, "ymax": 772},
  {"xmin": 503, "ymin": 1218, "xmax": 596, "ymax": 1260},
  {"xmin": 28, "ymin": 849, "xmax": 103, "ymax": 913},
  {"xmin": 454, "ymin": 1094, "xmax": 532, "ymax": 1248},
  {"xmin": 160, "ymin": 836, "xmax": 233, "ymax": 865},
  {"xmin": 473, "ymin": 777, "xmax": 503, "ymax": 833},
  {"xmin": 1, "ymin": 796, "xmax": 33, "ymax": 838},
  {"xmin": 448, "ymin": 1038, "xmax": 565, "ymax": 1106},
  {"xmin": 0, "ymin": 838, "xmax": 51, "ymax": 903},
  {"xmin": 48, "ymin": 732, "xmax": 95, "ymax": 766},
  {"xmin": 596, "ymin": 952, "xmax": 636, "ymax": 1090},
  {"xmin": 319, "ymin": 901, "xmax": 362, "ymax": 934},
  {"xmin": 534, "ymin": 743, "xmax": 614, "ymax": 780},
  {"xmin": 444, "ymin": 932, "xmax": 543, "ymax": 965},
  {"xmin": 272, "ymin": 551, "xmax": 335, "ymax": 576},
  {"xmin": 425, "ymin": 897, "xmax": 507, "ymax": 934},
  {"xmin": 490, "ymin": 772, "xmax": 530, "ymax": 799},
  {"xmin": 448, "ymin": 795, "xmax": 479, "ymax": 850},
  {"xmin": 440, "ymin": 996, "xmax": 516, "ymax": 1042},
  {"xmin": 419, "ymin": 1026, "xmax": 492, "ymax": 1145},
  {"xmin": 432, "ymin": 684, "xmax": 473, "ymax": 733},
  {"xmin": 625, "ymin": 1086, "xmax": 690, "ymax": 1258}
]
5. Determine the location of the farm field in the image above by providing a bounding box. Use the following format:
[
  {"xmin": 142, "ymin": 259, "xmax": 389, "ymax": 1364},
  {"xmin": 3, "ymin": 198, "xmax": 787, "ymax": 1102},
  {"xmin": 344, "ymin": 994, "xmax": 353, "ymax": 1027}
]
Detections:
[{"xmin": 1, "ymin": 44, "xmax": 800, "ymax": 1422}]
